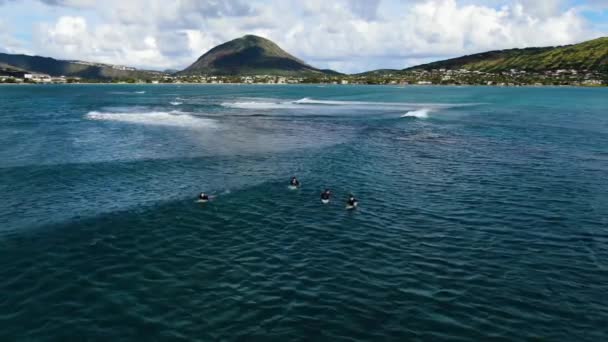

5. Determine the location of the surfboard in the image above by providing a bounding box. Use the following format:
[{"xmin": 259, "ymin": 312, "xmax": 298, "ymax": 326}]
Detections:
[
  {"xmin": 196, "ymin": 199, "xmax": 209, "ymax": 203},
  {"xmin": 346, "ymin": 202, "xmax": 358, "ymax": 210},
  {"xmin": 288, "ymin": 185, "xmax": 299, "ymax": 190},
  {"xmin": 321, "ymin": 199, "xmax": 330, "ymax": 204}
]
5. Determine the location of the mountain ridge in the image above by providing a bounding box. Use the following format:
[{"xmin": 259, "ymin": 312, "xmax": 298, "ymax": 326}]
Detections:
[
  {"xmin": 403, "ymin": 37, "xmax": 608, "ymax": 73},
  {"xmin": 0, "ymin": 52, "xmax": 165, "ymax": 80},
  {"xmin": 0, "ymin": 35, "xmax": 606, "ymax": 80}
]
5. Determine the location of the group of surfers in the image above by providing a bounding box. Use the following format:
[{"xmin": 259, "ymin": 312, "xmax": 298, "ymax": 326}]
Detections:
[
  {"xmin": 198, "ymin": 176, "xmax": 358, "ymax": 209},
  {"xmin": 290, "ymin": 176, "xmax": 358, "ymax": 209}
]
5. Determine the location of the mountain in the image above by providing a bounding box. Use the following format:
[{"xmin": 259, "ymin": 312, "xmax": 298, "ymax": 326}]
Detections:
[
  {"xmin": 0, "ymin": 62, "xmax": 30, "ymax": 79},
  {"xmin": 355, "ymin": 69, "xmax": 400, "ymax": 76},
  {"xmin": 3, "ymin": 35, "xmax": 605, "ymax": 81},
  {"xmin": 405, "ymin": 37, "xmax": 608, "ymax": 73},
  {"xmin": 0, "ymin": 62, "xmax": 27, "ymax": 72},
  {"xmin": 0, "ymin": 53, "xmax": 165, "ymax": 80},
  {"xmin": 179, "ymin": 35, "xmax": 338, "ymax": 76}
]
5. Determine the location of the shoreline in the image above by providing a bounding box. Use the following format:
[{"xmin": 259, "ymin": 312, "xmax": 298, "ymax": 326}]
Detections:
[{"xmin": 0, "ymin": 82, "xmax": 606, "ymax": 88}]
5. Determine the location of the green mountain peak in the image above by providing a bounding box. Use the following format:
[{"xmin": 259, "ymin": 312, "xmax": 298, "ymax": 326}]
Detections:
[{"xmin": 179, "ymin": 34, "xmax": 335, "ymax": 76}]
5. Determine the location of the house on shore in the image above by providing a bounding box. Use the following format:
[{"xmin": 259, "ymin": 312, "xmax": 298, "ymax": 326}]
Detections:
[{"xmin": 24, "ymin": 73, "xmax": 52, "ymax": 83}]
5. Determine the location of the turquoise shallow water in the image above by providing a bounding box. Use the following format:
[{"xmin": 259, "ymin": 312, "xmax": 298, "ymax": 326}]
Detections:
[{"xmin": 1, "ymin": 84, "xmax": 607, "ymax": 341}]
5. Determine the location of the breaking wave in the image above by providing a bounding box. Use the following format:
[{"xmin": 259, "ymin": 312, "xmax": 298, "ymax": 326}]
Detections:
[
  {"xmin": 293, "ymin": 98, "xmax": 345, "ymax": 105},
  {"xmin": 86, "ymin": 110, "xmax": 218, "ymax": 128},
  {"xmin": 221, "ymin": 101, "xmax": 301, "ymax": 110},
  {"xmin": 170, "ymin": 101, "xmax": 183, "ymax": 106},
  {"xmin": 401, "ymin": 109, "xmax": 432, "ymax": 118},
  {"xmin": 222, "ymin": 98, "xmax": 482, "ymax": 110},
  {"xmin": 294, "ymin": 98, "xmax": 480, "ymax": 108}
]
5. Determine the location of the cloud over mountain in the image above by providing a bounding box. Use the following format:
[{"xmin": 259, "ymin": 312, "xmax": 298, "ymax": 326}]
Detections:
[{"xmin": 1, "ymin": 0, "xmax": 606, "ymax": 73}]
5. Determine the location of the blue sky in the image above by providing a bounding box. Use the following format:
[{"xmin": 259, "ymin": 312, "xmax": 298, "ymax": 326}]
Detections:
[{"xmin": 0, "ymin": 0, "xmax": 606, "ymax": 73}]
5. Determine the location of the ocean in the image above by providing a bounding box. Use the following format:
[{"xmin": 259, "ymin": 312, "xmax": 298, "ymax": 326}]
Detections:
[{"xmin": 1, "ymin": 84, "xmax": 607, "ymax": 341}]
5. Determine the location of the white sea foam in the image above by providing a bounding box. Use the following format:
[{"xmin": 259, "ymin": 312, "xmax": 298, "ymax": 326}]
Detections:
[
  {"xmin": 170, "ymin": 101, "xmax": 183, "ymax": 106},
  {"xmin": 401, "ymin": 108, "xmax": 431, "ymax": 118},
  {"xmin": 293, "ymin": 98, "xmax": 346, "ymax": 105},
  {"xmin": 293, "ymin": 97, "xmax": 399, "ymax": 106},
  {"xmin": 222, "ymin": 97, "xmax": 482, "ymax": 110},
  {"xmin": 221, "ymin": 101, "xmax": 301, "ymax": 109},
  {"xmin": 295, "ymin": 98, "xmax": 478, "ymax": 108},
  {"xmin": 86, "ymin": 110, "xmax": 218, "ymax": 128},
  {"xmin": 222, "ymin": 98, "xmax": 375, "ymax": 109},
  {"xmin": 109, "ymin": 90, "xmax": 147, "ymax": 95},
  {"xmin": 292, "ymin": 97, "xmax": 380, "ymax": 106}
]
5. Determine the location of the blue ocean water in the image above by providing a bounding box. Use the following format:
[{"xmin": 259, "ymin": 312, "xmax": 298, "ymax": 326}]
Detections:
[{"xmin": 0, "ymin": 84, "xmax": 607, "ymax": 341}]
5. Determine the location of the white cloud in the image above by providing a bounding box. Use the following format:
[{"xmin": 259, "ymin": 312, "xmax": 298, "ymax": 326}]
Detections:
[
  {"xmin": 266, "ymin": 0, "xmax": 595, "ymax": 71},
  {"xmin": 7, "ymin": 0, "xmax": 607, "ymax": 73},
  {"xmin": 0, "ymin": 18, "xmax": 30, "ymax": 54},
  {"xmin": 34, "ymin": 16, "xmax": 169, "ymax": 68}
]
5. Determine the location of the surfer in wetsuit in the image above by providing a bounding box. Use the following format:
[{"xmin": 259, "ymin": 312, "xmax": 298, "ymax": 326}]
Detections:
[
  {"xmin": 199, "ymin": 192, "xmax": 209, "ymax": 201},
  {"xmin": 346, "ymin": 194, "xmax": 358, "ymax": 207},
  {"xmin": 290, "ymin": 176, "xmax": 300, "ymax": 187},
  {"xmin": 321, "ymin": 189, "xmax": 331, "ymax": 201}
]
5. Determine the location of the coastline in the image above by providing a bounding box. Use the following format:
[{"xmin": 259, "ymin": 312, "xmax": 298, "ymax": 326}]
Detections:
[{"xmin": 1, "ymin": 82, "xmax": 605, "ymax": 88}]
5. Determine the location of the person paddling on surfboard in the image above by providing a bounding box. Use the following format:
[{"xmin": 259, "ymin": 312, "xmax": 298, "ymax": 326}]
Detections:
[
  {"xmin": 290, "ymin": 176, "xmax": 300, "ymax": 188},
  {"xmin": 199, "ymin": 192, "xmax": 209, "ymax": 201},
  {"xmin": 321, "ymin": 189, "xmax": 331, "ymax": 202},
  {"xmin": 346, "ymin": 194, "xmax": 358, "ymax": 208}
]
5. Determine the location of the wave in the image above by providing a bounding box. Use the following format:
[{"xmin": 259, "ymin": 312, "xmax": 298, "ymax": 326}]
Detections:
[
  {"xmin": 107, "ymin": 91, "xmax": 147, "ymax": 95},
  {"xmin": 295, "ymin": 98, "xmax": 479, "ymax": 108},
  {"xmin": 170, "ymin": 101, "xmax": 183, "ymax": 106},
  {"xmin": 222, "ymin": 98, "xmax": 482, "ymax": 110},
  {"xmin": 85, "ymin": 110, "xmax": 218, "ymax": 128},
  {"xmin": 293, "ymin": 97, "xmax": 344, "ymax": 105},
  {"xmin": 221, "ymin": 101, "xmax": 301, "ymax": 110},
  {"xmin": 401, "ymin": 108, "xmax": 431, "ymax": 119}
]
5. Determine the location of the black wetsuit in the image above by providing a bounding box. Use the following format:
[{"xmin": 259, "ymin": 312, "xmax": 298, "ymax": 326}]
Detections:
[
  {"xmin": 290, "ymin": 179, "xmax": 300, "ymax": 186},
  {"xmin": 321, "ymin": 192, "xmax": 331, "ymax": 200},
  {"xmin": 199, "ymin": 194, "xmax": 209, "ymax": 200},
  {"xmin": 347, "ymin": 198, "xmax": 357, "ymax": 206}
]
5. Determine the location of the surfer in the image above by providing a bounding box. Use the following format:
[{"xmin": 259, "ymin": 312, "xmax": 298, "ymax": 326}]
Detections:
[
  {"xmin": 198, "ymin": 192, "xmax": 209, "ymax": 201},
  {"xmin": 320, "ymin": 189, "xmax": 331, "ymax": 203},
  {"xmin": 346, "ymin": 194, "xmax": 358, "ymax": 209},
  {"xmin": 290, "ymin": 176, "xmax": 300, "ymax": 187}
]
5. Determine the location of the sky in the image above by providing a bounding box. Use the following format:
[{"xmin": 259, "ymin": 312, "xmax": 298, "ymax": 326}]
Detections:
[{"xmin": 0, "ymin": 0, "xmax": 607, "ymax": 73}]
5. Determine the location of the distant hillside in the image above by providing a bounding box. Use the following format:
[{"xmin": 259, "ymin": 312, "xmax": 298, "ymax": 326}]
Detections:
[
  {"xmin": 179, "ymin": 35, "xmax": 338, "ymax": 76},
  {"xmin": 356, "ymin": 69, "xmax": 401, "ymax": 76},
  {"xmin": 405, "ymin": 37, "xmax": 608, "ymax": 73},
  {"xmin": 0, "ymin": 53, "xmax": 165, "ymax": 80},
  {"xmin": 0, "ymin": 62, "xmax": 27, "ymax": 72}
]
